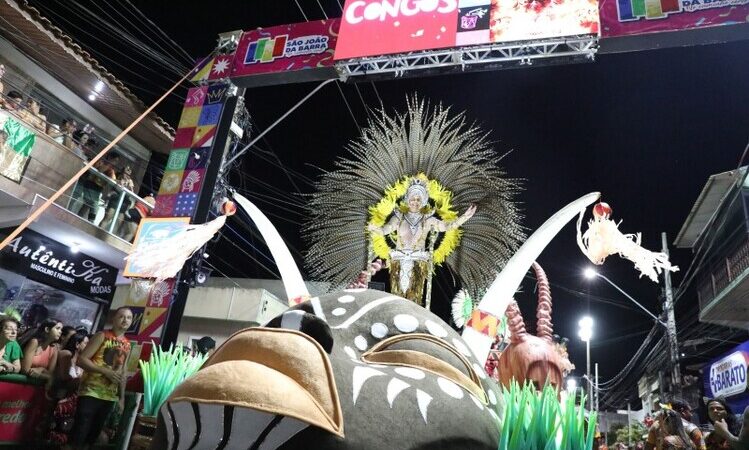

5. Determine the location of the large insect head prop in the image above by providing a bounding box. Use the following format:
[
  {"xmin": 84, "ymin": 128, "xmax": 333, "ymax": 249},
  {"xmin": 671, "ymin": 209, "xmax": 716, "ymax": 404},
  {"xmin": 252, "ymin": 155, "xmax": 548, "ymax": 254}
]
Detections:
[
  {"xmin": 495, "ymin": 262, "xmax": 572, "ymax": 392},
  {"xmin": 151, "ymin": 194, "xmax": 505, "ymax": 450}
]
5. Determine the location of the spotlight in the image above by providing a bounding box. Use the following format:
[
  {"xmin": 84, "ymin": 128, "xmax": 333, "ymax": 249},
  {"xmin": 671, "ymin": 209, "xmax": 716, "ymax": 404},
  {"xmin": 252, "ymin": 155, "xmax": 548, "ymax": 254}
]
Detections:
[
  {"xmin": 94, "ymin": 80, "xmax": 105, "ymax": 92},
  {"xmin": 70, "ymin": 243, "xmax": 80, "ymax": 253},
  {"xmin": 88, "ymin": 92, "xmax": 96, "ymax": 101},
  {"xmin": 195, "ymin": 271, "xmax": 208, "ymax": 285},
  {"xmin": 583, "ymin": 267, "xmax": 597, "ymax": 279}
]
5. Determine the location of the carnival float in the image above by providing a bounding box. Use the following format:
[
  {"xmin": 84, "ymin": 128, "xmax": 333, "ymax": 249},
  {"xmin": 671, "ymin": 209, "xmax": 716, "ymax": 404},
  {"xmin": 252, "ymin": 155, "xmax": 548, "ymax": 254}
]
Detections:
[{"xmin": 138, "ymin": 97, "xmax": 677, "ymax": 450}]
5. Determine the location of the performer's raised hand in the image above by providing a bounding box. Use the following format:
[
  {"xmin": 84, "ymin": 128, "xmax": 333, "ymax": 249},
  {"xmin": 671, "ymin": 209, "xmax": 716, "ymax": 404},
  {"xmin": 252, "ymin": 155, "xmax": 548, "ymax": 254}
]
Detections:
[{"xmin": 463, "ymin": 204, "xmax": 477, "ymax": 219}]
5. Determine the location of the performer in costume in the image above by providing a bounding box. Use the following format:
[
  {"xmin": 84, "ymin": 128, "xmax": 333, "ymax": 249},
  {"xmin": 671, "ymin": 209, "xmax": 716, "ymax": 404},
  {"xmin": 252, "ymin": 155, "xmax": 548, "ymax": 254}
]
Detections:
[
  {"xmin": 367, "ymin": 176, "xmax": 476, "ymax": 304},
  {"xmin": 306, "ymin": 96, "xmax": 523, "ymax": 308}
]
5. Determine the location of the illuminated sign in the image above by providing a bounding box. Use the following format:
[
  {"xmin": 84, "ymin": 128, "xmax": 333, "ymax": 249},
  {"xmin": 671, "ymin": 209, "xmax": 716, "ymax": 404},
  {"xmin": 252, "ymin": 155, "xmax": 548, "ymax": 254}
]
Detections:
[
  {"xmin": 600, "ymin": 0, "xmax": 749, "ymax": 37},
  {"xmin": 336, "ymin": 0, "xmax": 599, "ymax": 60}
]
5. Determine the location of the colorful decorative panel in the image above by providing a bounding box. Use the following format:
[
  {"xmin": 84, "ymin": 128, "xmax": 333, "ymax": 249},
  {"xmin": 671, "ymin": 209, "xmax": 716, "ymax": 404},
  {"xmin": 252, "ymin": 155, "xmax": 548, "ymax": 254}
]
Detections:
[
  {"xmin": 125, "ymin": 83, "xmax": 229, "ymax": 344},
  {"xmin": 151, "ymin": 194, "xmax": 177, "ymax": 217},
  {"xmin": 174, "ymin": 193, "xmax": 199, "ymax": 216},
  {"xmin": 173, "ymin": 127, "xmax": 196, "ymax": 148},
  {"xmin": 178, "ymin": 106, "xmax": 202, "ymax": 129},
  {"xmin": 158, "ymin": 170, "xmax": 184, "ymax": 195},
  {"xmin": 185, "ymin": 86, "xmax": 207, "ymax": 107},
  {"xmin": 180, "ymin": 169, "xmax": 205, "ymax": 194},
  {"xmin": 186, "ymin": 147, "xmax": 211, "ymax": 170},
  {"xmin": 166, "ymin": 149, "xmax": 190, "ymax": 171}
]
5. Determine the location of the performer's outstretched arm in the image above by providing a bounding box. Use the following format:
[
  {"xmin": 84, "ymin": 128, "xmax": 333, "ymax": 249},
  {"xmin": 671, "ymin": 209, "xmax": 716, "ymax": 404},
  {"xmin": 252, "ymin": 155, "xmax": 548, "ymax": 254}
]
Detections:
[{"xmin": 431, "ymin": 204, "xmax": 477, "ymax": 232}]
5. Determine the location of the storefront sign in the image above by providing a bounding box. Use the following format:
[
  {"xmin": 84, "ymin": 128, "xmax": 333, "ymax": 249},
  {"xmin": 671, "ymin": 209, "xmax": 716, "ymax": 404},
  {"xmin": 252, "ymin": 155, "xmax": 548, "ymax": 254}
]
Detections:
[
  {"xmin": 704, "ymin": 340, "xmax": 749, "ymax": 413},
  {"xmin": 0, "ymin": 229, "xmax": 117, "ymax": 302},
  {"xmin": 230, "ymin": 19, "xmax": 340, "ymax": 87},
  {"xmin": 0, "ymin": 380, "xmax": 51, "ymax": 442},
  {"xmin": 706, "ymin": 344, "xmax": 748, "ymax": 398},
  {"xmin": 335, "ymin": 0, "xmax": 599, "ymax": 59},
  {"xmin": 599, "ymin": 0, "xmax": 749, "ymax": 37}
]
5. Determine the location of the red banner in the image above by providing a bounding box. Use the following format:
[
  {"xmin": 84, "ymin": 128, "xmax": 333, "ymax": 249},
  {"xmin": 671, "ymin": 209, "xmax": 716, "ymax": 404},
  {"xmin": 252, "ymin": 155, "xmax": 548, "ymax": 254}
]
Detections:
[{"xmin": 0, "ymin": 380, "xmax": 51, "ymax": 442}]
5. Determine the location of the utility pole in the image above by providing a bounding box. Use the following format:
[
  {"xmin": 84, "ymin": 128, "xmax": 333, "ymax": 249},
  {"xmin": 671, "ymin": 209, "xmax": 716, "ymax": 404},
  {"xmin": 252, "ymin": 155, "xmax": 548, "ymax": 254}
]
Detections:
[
  {"xmin": 595, "ymin": 362, "xmax": 599, "ymax": 413},
  {"xmin": 662, "ymin": 232, "xmax": 682, "ymax": 396},
  {"xmin": 627, "ymin": 401, "xmax": 632, "ymax": 448}
]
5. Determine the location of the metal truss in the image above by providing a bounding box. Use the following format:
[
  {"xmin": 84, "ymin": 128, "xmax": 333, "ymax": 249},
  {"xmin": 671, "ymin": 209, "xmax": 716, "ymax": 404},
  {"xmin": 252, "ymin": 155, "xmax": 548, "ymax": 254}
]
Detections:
[{"xmin": 336, "ymin": 34, "xmax": 598, "ymax": 80}]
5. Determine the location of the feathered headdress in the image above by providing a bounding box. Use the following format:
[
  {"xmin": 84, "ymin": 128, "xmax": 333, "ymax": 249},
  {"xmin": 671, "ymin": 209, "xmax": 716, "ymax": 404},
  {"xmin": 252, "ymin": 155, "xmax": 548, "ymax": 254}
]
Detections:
[{"xmin": 304, "ymin": 96, "xmax": 525, "ymax": 296}]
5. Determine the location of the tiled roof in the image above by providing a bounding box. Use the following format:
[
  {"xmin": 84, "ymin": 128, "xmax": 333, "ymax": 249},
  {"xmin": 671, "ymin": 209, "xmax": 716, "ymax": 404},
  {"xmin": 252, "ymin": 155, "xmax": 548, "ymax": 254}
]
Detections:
[{"xmin": 0, "ymin": 0, "xmax": 177, "ymax": 153}]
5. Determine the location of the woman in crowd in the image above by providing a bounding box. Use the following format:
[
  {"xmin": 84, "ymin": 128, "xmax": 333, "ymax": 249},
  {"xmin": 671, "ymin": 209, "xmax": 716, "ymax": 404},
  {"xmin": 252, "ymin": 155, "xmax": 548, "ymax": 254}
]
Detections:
[
  {"xmin": 659, "ymin": 408, "xmax": 697, "ymax": 450},
  {"xmin": 49, "ymin": 332, "xmax": 89, "ymax": 445},
  {"xmin": 0, "ymin": 317, "xmax": 22, "ymax": 373},
  {"xmin": 21, "ymin": 318, "xmax": 62, "ymax": 382},
  {"xmin": 20, "ymin": 97, "xmax": 47, "ymax": 132},
  {"xmin": 706, "ymin": 397, "xmax": 745, "ymax": 450},
  {"xmin": 59, "ymin": 325, "xmax": 77, "ymax": 349}
]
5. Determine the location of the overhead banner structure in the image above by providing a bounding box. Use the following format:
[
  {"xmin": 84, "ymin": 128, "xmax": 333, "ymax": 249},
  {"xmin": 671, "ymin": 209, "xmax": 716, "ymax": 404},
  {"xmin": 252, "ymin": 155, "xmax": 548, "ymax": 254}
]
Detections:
[
  {"xmin": 335, "ymin": 0, "xmax": 600, "ymax": 60},
  {"xmin": 599, "ymin": 0, "xmax": 749, "ymax": 36},
  {"xmin": 703, "ymin": 340, "xmax": 749, "ymax": 415},
  {"xmin": 230, "ymin": 19, "xmax": 340, "ymax": 87}
]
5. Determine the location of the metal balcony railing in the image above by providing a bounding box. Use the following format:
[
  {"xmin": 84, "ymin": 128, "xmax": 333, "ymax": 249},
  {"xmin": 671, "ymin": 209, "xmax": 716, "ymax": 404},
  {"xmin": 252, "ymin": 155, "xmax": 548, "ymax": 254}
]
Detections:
[
  {"xmin": 0, "ymin": 108, "xmax": 153, "ymax": 243},
  {"xmin": 65, "ymin": 167, "xmax": 152, "ymax": 243},
  {"xmin": 696, "ymin": 225, "xmax": 749, "ymax": 310}
]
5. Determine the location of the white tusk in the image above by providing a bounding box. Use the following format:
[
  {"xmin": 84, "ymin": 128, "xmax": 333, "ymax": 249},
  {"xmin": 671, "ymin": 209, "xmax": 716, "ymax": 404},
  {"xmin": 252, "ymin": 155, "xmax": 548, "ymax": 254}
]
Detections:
[
  {"xmin": 233, "ymin": 193, "xmax": 310, "ymax": 304},
  {"xmin": 462, "ymin": 192, "xmax": 601, "ymax": 363}
]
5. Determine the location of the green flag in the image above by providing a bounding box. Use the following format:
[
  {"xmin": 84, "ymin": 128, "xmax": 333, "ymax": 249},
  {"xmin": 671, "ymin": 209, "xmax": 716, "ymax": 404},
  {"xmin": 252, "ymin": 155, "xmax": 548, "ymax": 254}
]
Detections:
[{"xmin": 3, "ymin": 116, "xmax": 36, "ymax": 156}]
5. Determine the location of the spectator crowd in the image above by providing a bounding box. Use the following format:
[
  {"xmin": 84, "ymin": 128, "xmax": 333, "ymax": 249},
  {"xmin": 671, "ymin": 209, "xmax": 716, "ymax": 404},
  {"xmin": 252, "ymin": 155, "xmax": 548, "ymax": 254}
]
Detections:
[
  {"xmin": 0, "ymin": 308, "xmax": 133, "ymax": 448},
  {"xmin": 0, "ymin": 62, "xmax": 153, "ymax": 242}
]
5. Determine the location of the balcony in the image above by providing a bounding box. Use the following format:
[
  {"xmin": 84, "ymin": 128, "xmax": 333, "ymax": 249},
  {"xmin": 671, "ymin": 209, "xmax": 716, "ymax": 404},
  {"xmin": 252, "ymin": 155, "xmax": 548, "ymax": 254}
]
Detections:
[
  {"xmin": 696, "ymin": 228, "xmax": 749, "ymax": 327},
  {"xmin": 0, "ymin": 110, "xmax": 153, "ymax": 257}
]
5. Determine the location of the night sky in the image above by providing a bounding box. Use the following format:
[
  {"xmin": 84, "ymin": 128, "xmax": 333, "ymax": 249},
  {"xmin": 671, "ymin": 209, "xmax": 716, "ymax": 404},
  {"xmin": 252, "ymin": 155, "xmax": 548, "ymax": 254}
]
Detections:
[{"xmin": 29, "ymin": 1, "xmax": 749, "ymax": 408}]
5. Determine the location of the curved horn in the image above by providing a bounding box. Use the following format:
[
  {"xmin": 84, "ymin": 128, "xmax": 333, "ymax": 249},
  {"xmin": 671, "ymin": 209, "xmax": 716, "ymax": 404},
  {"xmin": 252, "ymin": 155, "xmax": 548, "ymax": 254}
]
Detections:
[
  {"xmin": 532, "ymin": 262, "xmax": 553, "ymax": 343},
  {"xmin": 505, "ymin": 301, "xmax": 527, "ymax": 345},
  {"xmin": 462, "ymin": 192, "xmax": 600, "ymax": 363},
  {"xmin": 233, "ymin": 193, "xmax": 310, "ymax": 304}
]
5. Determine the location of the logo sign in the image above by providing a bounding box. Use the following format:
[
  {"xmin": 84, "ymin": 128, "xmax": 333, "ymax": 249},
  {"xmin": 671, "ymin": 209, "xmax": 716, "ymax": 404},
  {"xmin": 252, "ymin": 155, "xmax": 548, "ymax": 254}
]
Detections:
[
  {"xmin": 231, "ymin": 19, "xmax": 339, "ymax": 88},
  {"xmin": 336, "ymin": 0, "xmax": 599, "ymax": 60},
  {"xmin": 336, "ymin": 0, "xmax": 459, "ymax": 60},
  {"xmin": 0, "ymin": 229, "xmax": 117, "ymax": 302},
  {"xmin": 708, "ymin": 349, "xmax": 748, "ymax": 398},
  {"xmin": 599, "ymin": 0, "xmax": 749, "ymax": 37}
]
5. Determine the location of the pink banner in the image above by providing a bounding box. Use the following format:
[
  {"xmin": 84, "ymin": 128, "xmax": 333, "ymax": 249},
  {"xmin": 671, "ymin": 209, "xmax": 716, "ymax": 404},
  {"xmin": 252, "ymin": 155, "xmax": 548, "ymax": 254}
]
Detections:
[
  {"xmin": 600, "ymin": 0, "xmax": 749, "ymax": 37},
  {"xmin": 335, "ymin": 0, "xmax": 599, "ymax": 60},
  {"xmin": 231, "ymin": 19, "xmax": 339, "ymax": 86}
]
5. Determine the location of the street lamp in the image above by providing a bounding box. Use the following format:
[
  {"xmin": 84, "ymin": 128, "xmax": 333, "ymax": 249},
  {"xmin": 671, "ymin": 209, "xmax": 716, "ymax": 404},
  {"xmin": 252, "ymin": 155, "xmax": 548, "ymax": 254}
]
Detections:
[
  {"xmin": 578, "ymin": 316, "xmax": 593, "ymax": 412},
  {"xmin": 583, "ymin": 267, "xmax": 666, "ymax": 327}
]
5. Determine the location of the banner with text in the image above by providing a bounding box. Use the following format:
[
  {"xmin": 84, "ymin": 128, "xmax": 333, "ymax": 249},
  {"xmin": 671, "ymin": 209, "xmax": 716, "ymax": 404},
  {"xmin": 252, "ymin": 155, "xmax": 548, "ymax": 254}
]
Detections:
[
  {"xmin": 0, "ymin": 380, "xmax": 51, "ymax": 443},
  {"xmin": 599, "ymin": 0, "xmax": 749, "ymax": 37},
  {"xmin": 230, "ymin": 19, "xmax": 340, "ymax": 87},
  {"xmin": 704, "ymin": 340, "xmax": 749, "ymax": 415},
  {"xmin": 0, "ymin": 228, "xmax": 117, "ymax": 302},
  {"xmin": 335, "ymin": 0, "xmax": 599, "ymax": 60}
]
